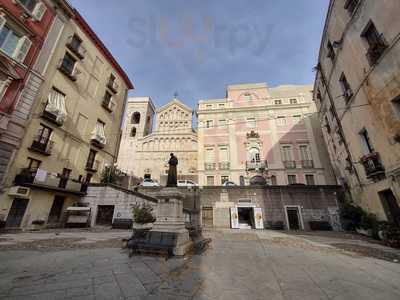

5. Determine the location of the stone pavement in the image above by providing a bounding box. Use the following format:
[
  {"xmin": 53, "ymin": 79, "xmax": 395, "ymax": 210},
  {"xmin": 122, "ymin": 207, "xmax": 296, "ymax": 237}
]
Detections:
[{"xmin": 0, "ymin": 229, "xmax": 399, "ymax": 299}]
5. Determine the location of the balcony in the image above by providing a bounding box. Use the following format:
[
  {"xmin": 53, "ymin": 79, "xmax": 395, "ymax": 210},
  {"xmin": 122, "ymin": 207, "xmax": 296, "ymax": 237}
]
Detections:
[
  {"xmin": 28, "ymin": 136, "xmax": 54, "ymax": 156},
  {"xmin": 85, "ymin": 160, "xmax": 100, "ymax": 173},
  {"xmin": 301, "ymin": 160, "xmax": 314, "ymax": 169},
  {"xmin": 283, "ymin": 161, "xmax": 296, "ymax": 169},
  {"xmin": 361, "ymin": 152, "xmax": 385, "ymax": 179},
  {"xmin": 14, "ymin": 169, "xmax": 87, "ymax": 195},
  {"xmin": 91, "ymin": 134, "xmax": 106, "ymax": 149},
  {"xmin": 66, "ymin": 36, "xmax": 87, "ymax": 59},
  {"xmin": 366, "ymin": 34, "xmax": 388, "ymax": 66},
  {"xmin": 246, "ymin": 161, "xmax": 267, "ymax": 171},
  {"xmin": 219, "ymin": 162, "xmax": 230, "ymax": 170},
  {"xmin": 42, "ymin": 110, "xmax": 64, "ymax": 126},
  {"xmin": 204, "ymin": 163, "xmax": 216, "ymax": 171},
  {"xmin": 107, "ymin": 80, "xmax": 119, "ymax": 94}
]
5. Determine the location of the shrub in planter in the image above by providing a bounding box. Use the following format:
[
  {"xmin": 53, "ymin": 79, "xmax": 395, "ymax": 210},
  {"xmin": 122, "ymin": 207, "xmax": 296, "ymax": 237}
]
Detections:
[
  {"xmin": 340, "ymin": 203, "xmax": 364, "ymax": 231},
  {"xmin": 132, "ymin": 203, "xmax": 156, "ymax": 225}
]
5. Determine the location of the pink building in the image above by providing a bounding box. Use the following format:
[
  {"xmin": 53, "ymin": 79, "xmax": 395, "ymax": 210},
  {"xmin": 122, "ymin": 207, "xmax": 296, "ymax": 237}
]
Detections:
[{"xmin": 197, "ymin": 83, "xmax": 336, "ymax": 186}]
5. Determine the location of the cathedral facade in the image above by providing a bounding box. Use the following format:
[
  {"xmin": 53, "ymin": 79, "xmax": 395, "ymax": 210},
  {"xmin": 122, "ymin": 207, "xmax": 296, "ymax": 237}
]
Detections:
[{"xmin": 117, "ymin": 97, "xmax": 198, "ymax": 185}]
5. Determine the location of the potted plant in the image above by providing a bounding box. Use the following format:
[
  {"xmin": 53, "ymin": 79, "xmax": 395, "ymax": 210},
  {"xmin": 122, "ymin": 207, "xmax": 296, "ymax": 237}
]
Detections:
[{"xmin": 132, "ymin": 203, "xmax": 156, "ymax": 231}]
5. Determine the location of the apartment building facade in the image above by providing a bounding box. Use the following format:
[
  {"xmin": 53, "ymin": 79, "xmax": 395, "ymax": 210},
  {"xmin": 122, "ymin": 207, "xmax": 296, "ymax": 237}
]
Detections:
[
  {"xmin": 0, "ymin": 0, "xmax": 57, "ymax": 186},
  {"xmin": 117, "ymin": 97, "xmax": 198, "ymax": 185},
  {"xmin": 0, "ymin": 1, "xmax": 133, "ymax": 229},
  {"xmin": 313, "ymin": 0, "xmax": 400, "ymax": 223},
  {"xmin": 197, "ymin": 83, "xmax": 336, "ymax": 187}
]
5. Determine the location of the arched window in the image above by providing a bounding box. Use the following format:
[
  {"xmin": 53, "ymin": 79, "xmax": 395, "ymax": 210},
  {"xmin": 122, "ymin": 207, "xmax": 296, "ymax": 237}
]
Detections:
[
  {"xmin": 131, "ymin": 127, "xmax": 136, "ymax": 137},
  {"xmin": 249, "ymin": 148, "xmax": 261, "ymax": 163},
  {"xmin": 131, "ymin": 112, "xmax": 140, "ymax": 124}
]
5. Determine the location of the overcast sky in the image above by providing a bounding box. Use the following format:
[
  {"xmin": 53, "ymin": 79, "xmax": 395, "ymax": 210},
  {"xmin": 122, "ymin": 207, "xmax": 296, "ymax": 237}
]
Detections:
[{"xmin": 69, "ymin": 0, "xmax": 329, "ymax": 109}]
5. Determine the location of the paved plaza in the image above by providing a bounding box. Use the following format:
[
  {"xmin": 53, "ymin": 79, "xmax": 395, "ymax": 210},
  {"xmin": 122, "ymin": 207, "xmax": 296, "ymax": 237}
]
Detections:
[{"xmin": 0, "ymin": 229, "xmax": 399, "ymax": 299}]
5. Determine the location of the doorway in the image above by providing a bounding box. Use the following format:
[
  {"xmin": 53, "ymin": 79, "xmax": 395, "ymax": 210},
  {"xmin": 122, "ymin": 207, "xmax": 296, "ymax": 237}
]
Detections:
[
  {"xmin": 96, "ymin": 205, "xmax": 115, "ymax": 225},
  {"xmin": 6, "ymin": 198, "xmax": 29, "ymax": 228},
  {"xmin": 202, "ymin": 207, "xmax": 213, "ymax": 227},
  {"xmin": 238, "ymin": 207, "xmax": 254, "ymax": 229},
  {"xmin": 48, "ymin": 196, "xmax": 65, "ymax": 224},
  {"xmin": 285, "ymin": 206, "xmax": 302, "ymax": 230},
  {"xmin": 379, "ymin": 189, "xmax": 400, "ymax": 225}
]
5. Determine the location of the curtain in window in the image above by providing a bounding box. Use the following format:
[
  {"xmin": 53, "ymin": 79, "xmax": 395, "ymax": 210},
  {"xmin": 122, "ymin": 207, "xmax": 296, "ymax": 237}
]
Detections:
[
  {"xmin": 45, "ymin": 89, "xmax": 67, "ymax": 122},
  {"xmin": 92, "ymin": 122, "xmax": 107, "ymax": 145}
]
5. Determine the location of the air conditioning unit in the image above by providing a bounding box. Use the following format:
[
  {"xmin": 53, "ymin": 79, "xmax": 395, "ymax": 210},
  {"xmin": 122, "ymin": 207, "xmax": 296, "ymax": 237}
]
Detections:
[{"xmin": 8, "ymin": 186, "xmax": 30, "ymax": 198}]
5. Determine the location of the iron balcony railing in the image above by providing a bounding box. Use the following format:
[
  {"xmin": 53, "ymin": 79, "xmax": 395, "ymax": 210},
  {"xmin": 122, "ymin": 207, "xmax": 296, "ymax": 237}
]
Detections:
[
  {"xmin": 301, "ymin": 160, "xmax": 314, "ymax": 169},
  {"xmin": 246, "ymin": 161, "xmax": 267, "ymax": 171},
  {"xmin": 219, "ymin": 162, "xmax": 230, "ymax": 170},
  {"xmin": 283, "ymin": 160, "xmax": 296, "ymax": 169},
  {"xmin": 29, "ymin": 136, "xmax": 54, "ymax": 156},
  {"xmin": 361, "ymin": 152, "xmax": 385, "ymax": 178},
  {"xmin": 14, "ymin": 168, "xmax": 88, "ymax": 194},
  {"xmin": 66, "ymin": 36, "xmax": 87, "ymax": 59},
  {"xmin": 204, "ymin": 163, "xmax": 216, "ymax": 171}
]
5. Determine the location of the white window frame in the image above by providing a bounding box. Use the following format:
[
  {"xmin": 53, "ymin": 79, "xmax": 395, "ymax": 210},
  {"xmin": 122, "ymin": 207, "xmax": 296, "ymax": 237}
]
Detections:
[
  {"xmin": 281, "ymin": 145, "xmax": 293, "ymax": 161},
  {"xmin": 219, "ymin": 147, "xmax": 229, "ymax": 162},
  {"xmin": 206, "ymin": 120, "xmax": 214, "ymax": 128},
  {"xmin": 205, "ymin": 148, "xmax": 215, "ymax": 163},
  {"xmin": 220, "ymin": 175, "xmax": 229, "ymax": 185},
  {"xmin": 247, "ymin": 117, "xmax": 256, "ymax": 128},
  {"xmin": 299, "ymin": 144, "xmax": 311, "ymax": 161},
  {"xmin": 305, "ymin": 174, "xmax": 316, "ymax": 185},
  {"xmin": 287, "ymin": 174, "xmax": 297, "ymax": 184},
  {"xmin": 206, "ymin": 176, "xmax": 214, "ymax": 186},
  {"xmin": 284, "ymin": 205, "xmax": 304, "ymax": 230},
  {"xmin": 276, "ymin": 116, "xmax": 286, "ymax": 126}
]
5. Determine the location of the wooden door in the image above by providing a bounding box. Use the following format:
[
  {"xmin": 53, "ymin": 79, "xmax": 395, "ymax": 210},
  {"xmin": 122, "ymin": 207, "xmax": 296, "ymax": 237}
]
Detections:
[
  {"xmin": 202, "ymin": 207, "xmax": 213, "ymax": 227},
  {"xmin": 6, "ymin": 198, "xmax": 29, "ymax": 227}
]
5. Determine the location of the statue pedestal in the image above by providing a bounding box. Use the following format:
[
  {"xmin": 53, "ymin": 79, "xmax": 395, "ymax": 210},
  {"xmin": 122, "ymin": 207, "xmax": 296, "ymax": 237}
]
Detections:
[{"xmin": 152, "ymin": 188, "xmax": 192, "ymax": 256}]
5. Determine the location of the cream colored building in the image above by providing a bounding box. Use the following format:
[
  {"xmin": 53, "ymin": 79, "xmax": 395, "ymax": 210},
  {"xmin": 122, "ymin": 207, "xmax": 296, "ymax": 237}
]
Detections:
[
  {"xmin": 117, "ymin": 97, "xmax": 198, "ymax": 185},
  {"xmin": 314, "ymin": 0, "xmax": 400, "ymax": 223},
  {"xmin": 0, "ymin": 3, "xmax": 133, "ymax": 229},
  {"xmin": 197, "ymin": 83, "xmax": 336, "ymax": 187}
]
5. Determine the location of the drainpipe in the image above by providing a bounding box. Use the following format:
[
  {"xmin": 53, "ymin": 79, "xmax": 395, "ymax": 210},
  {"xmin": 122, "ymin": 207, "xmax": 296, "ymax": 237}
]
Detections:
[{"xmin": 317, "ymin": 63, "xmax": 362, "ymax": 186}]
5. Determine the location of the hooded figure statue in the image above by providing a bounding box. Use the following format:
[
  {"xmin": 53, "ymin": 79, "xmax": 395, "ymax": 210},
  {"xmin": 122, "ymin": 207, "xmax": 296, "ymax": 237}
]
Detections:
[{"xmin": 167, "ymin": 153, "xmax": 178, "ymax": 187}]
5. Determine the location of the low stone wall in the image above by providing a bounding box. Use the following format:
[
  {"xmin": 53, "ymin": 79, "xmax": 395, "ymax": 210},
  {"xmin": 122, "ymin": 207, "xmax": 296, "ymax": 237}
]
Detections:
[{"xmin": 81, "ymin": 184, "xmax": 157, "ymax": 227}]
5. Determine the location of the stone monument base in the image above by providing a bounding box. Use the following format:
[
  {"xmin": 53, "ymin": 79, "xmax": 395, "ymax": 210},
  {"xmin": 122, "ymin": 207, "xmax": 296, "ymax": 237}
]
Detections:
[{"xmin": 152, "ymin": 188, "xmax": 193, "ymax": 256}]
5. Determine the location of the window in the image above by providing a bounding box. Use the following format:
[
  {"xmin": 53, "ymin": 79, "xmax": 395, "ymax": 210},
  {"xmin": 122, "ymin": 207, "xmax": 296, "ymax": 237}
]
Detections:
[
  {"xmin": 86, "ymin": 149, "xmax": 97, "ymax": 169},
  {"xmin": 247, "ymin": 117, "xmax": 256, "ymax": 128},
  {"xmin": 276, "ymin": 116, "xmax": 286, "ymax": 126},
  {"xmin": 219, "ymin": 147, "xmax": 229, "ymax": 162},
  {"xmin": 0, "ymin": 78, "xmax": 10, "ymax": 100},
  {"xmin": 44, "ymin": 88, "xmax": 67, "ymax": 123},
  {"xmin": 0, "ymin": 24, "xmax": 21, "ymax": 57},
  {"xmin": 306, "ymin": 174, "xmax": 315, "ymax": 185},
  {"xmin": 270, "ymin": 175, "xmax": 277, "ymax": 185},
  {"xmin": 288, "ymin": 175, "xmax": 297, "ymax": 184},
  {"xmin": 360, "ymin": 128, "xmax": 374, "ymax": 155},
  {"xmin": 339, "ymin": 73, "xmax": 353, "ymax": 103},
  {"xmin": 131, "ymin": 127, "xmax": 136, "ymax": 137},
  {"xmin": 299, "ymin": 145, "xmax": 311, "ymax": 161},
  {"xmin": 218, "ymin": 103, "xmax": 225, "ymax": 108},
  {"xmin": 27, "ymin": 157, "xmax": 41, "ymax": 173},
  {"xmin": 391, "ymin": 95, "xmax": 400, "ymax": 119},
  {"xmin": 293, "ymin": 115, "xmax": 301, "ymax": 123},
  {"xmin": 275, "ymin": 99, "xmax": 282, "ymax": 105},
  {"xmin": 206, "ymin": 176, "xmax": 214, "ymax": 186},
  {"xmin": 221, "ymin": 176, "xmax": 229, "ymax": 185},
  {"xmin": 218, "ymin": 119, "xmax": 227, "ymax": 128},
  {"xmin": 206, "ymin": 104, "xmax": 212, "ymax": 109},
  {"xmin": 19, "ymin": 0, "xmax": 38, "ymax": 12},
  {"xmin": 69, "ymin": 34, "xmax": 82, "ymax": 52},
  {"xmin": 325, "ymin": 116, "xmax": 331, "ymax": 133},
  {"xmin": 290, "ymin": 98, "xmax": 298, "ymax": 104},
  {"xmin": 33, "ymin": 124, "xmax": 52, "ymax": 150},
  {"xmin": 249, "ymin": 148, "xmax": 261, "ymax": 163},
  {"xmin": 60, "ymin": 52, "xmax": 76, "ymax": 75},
  {"xmin": 131, "ymin": 112, "xmax": 140, "ymax": 124},
  {"xmin": 91, "ymin": 120, "xmax": 106, "ymax": 145},
  {"xmin": 281, "ymin": 145, "xmax": 293, "ymax": 161},
  {"xmin": 206, "ymin": 120, "xmax": 214, "ymax": 128},
  {"xmin": 327, "ymin": 41, "xmax": 335, "ymax": 60},
  {"xmin": 344, "ymin": 0, "xmax": 359, "ymax": 14},
  {"xmin": 361, "ymin": 21, "xmax": 388, "ymax": 65},
  {"xmin": 59, "ymin": 168, "xmax": 71, "ymax": 188},
  {"xmin": 103, "ymin": 91, "xmax": 113, "ymax": 110},
  {"xmin": 205, "ymin": 148, "xmax": 215, "ymax": 162}
]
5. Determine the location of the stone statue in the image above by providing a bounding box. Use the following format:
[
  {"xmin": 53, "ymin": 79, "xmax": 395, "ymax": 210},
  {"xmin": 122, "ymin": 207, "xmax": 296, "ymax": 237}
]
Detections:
[{"xmin": 167, "ymin": 153, "xmax": 178, "ymax": 187}]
